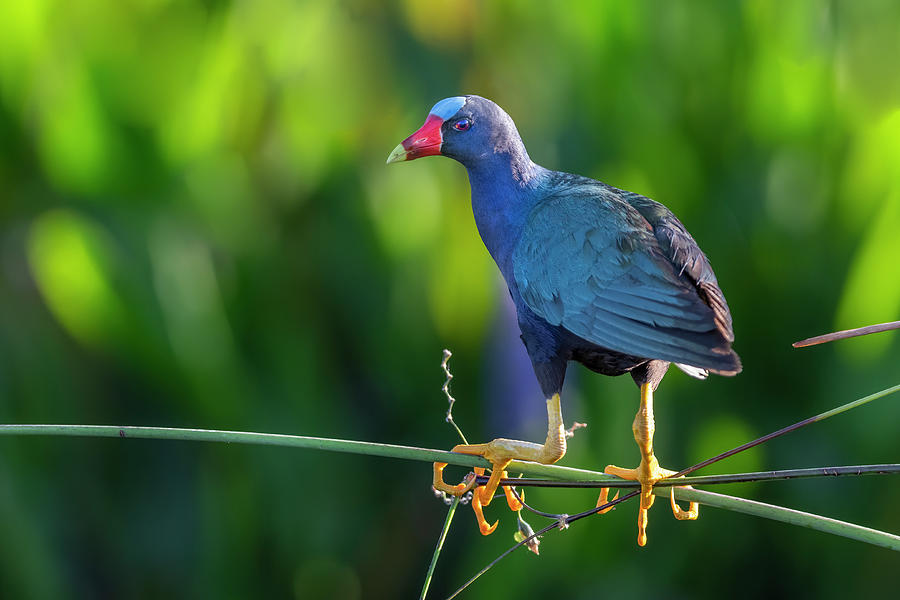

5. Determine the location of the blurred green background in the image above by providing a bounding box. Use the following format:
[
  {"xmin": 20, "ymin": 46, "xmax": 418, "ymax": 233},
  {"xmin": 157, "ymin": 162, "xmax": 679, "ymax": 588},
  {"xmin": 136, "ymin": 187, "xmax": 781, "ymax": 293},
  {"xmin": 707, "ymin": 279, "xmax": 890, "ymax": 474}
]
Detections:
[{"xmin": 1, "ymin": 0, "xmax": 899, "ymax": 598}]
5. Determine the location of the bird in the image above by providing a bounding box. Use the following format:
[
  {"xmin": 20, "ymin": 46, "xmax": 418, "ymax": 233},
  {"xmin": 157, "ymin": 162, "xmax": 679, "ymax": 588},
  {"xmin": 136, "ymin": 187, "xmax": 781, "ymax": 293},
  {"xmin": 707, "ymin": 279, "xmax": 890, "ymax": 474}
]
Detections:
[{"xmin": 387, "ymin": 95, "xmax": 741, "ymax": 546}]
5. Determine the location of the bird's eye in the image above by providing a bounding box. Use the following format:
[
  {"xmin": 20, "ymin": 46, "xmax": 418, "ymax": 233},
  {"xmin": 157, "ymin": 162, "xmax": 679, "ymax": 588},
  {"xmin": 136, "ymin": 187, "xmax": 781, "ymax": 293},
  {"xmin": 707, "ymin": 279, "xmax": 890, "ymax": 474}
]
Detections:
[{"xmin": 453, "ymin": 118, "xmax": 471, "ymax": 131}]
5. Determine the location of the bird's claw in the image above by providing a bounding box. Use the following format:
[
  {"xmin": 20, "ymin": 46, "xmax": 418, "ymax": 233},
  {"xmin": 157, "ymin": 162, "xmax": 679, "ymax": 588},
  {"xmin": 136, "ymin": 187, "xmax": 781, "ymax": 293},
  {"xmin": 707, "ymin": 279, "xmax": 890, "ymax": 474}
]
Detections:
[
  {"xmin": 655, "ymin": 468, "xmax": 700, "ymax": 521},
  {"xmin": 432, "ymin": 461, "xmax": 477, "ymax": 496},
  {"xmin": 595, "ymin": 487, "xmax": 619, "ymax": 514},
  {"xmin": 669, "ymin": 484, "xmax": 699, "ymax": 521},
  {"xmin": 469, "ymin": 463, "xmax": 523, "ymax": 535},
  {"xmin": 432, "ymin": 460, "xmax": 523, "ymax": 536},
  {"xmin": 471, "ymin": 481, "xmax": 500, "ymax": 535}
]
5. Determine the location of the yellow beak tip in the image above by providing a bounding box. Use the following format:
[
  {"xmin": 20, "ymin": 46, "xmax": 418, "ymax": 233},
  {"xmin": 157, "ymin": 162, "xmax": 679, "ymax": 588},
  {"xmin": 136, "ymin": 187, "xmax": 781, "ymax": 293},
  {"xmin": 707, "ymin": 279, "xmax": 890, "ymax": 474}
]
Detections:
[{"xmin": 386, "ymin": 143, "xmax": 408, "ymax": 165}]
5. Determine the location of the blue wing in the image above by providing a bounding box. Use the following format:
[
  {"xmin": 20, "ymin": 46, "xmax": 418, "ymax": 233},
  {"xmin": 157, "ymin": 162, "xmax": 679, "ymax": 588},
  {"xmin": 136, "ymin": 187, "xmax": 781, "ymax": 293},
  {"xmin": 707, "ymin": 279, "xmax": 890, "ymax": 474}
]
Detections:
[{"xmin": 512, "ymin": 181, "xmax": 740, "ymax": 374}]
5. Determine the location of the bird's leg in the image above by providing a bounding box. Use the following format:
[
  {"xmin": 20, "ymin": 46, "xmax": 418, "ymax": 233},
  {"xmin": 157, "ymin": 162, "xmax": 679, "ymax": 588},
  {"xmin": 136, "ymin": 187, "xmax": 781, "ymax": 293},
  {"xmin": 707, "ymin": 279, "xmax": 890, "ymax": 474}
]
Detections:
[
  {"xmin": 432, "ymin": 393, "xmax": 567, "ymax": 535},
  {"xmin": 603, "ymin": 382, "xmax": 699, "ymax": 546}
]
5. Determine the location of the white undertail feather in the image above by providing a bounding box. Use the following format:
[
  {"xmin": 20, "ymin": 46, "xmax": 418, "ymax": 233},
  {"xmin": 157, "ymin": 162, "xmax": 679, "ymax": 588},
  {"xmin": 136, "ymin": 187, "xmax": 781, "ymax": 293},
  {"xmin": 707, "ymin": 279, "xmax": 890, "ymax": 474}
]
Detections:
[{"xmin": 675, "ymin": 363, "xmax": 709, "ymax": 380}]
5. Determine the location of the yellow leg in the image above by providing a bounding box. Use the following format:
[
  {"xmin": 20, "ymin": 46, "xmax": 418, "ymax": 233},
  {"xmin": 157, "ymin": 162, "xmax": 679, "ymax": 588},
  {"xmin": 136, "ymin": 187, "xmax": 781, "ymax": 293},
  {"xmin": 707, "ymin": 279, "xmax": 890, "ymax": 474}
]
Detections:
[
  {"xmin": 603, "ymin": 383, "xmax": 699, "ymax": 546},
  {"xmin": 433, "ymin": 393, "xmax": 567, "ymax": 535}
]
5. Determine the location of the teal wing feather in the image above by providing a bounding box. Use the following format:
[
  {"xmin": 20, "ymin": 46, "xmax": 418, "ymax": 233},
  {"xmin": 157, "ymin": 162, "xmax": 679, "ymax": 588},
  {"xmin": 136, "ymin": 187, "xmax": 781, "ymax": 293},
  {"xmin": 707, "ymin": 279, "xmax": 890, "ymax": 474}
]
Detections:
[{"xmin": 512, "ymin": 188, "xmax": 739, "ymax": 373}]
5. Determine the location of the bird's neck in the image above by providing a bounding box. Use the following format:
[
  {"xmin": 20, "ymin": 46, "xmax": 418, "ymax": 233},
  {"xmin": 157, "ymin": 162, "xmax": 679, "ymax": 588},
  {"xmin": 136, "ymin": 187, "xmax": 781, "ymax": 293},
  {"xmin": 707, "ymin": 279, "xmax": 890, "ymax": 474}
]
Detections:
[{"xmin": 465, "ymin": 152, "xmax": 546, "ymax": 282}]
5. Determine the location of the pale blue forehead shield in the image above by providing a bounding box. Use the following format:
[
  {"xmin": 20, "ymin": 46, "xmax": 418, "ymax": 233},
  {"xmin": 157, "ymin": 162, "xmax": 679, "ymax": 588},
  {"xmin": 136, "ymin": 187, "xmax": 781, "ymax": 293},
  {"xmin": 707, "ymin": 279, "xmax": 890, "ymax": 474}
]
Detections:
[{"xmin": 429, "ymin": 96, "xmax": 467, "ymax": 120}]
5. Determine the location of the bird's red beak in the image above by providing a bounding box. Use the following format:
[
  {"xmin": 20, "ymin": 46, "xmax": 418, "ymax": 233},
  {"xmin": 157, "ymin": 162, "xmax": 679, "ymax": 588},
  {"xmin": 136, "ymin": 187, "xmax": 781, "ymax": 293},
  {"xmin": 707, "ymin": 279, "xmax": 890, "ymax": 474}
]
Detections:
[{"xmin": 386, "ymin": 114, "xmax": 444, "ymax": 164}]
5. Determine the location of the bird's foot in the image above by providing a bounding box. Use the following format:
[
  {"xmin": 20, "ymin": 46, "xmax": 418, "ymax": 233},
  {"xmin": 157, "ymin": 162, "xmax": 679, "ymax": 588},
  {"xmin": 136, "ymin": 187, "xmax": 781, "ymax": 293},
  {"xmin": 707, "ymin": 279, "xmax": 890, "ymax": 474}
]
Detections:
[
  {"xmin": 433, "ymin": 442, "xmax": 526, "ymax": 535},
  {"xmin": 604, "ymin": 457, "xmax": 699, "ymax": 546},
  {"xmin": 432, "ymin": 394, "xmax": 566, "ymax": 535}
]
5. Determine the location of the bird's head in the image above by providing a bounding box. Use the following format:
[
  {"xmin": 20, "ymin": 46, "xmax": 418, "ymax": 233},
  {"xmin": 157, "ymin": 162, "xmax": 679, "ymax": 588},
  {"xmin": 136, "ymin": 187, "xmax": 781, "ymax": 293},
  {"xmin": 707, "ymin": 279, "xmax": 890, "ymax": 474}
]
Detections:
[{"xmin": 386, "ymin": 95, "xmax": 524, "ymax": 168}]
